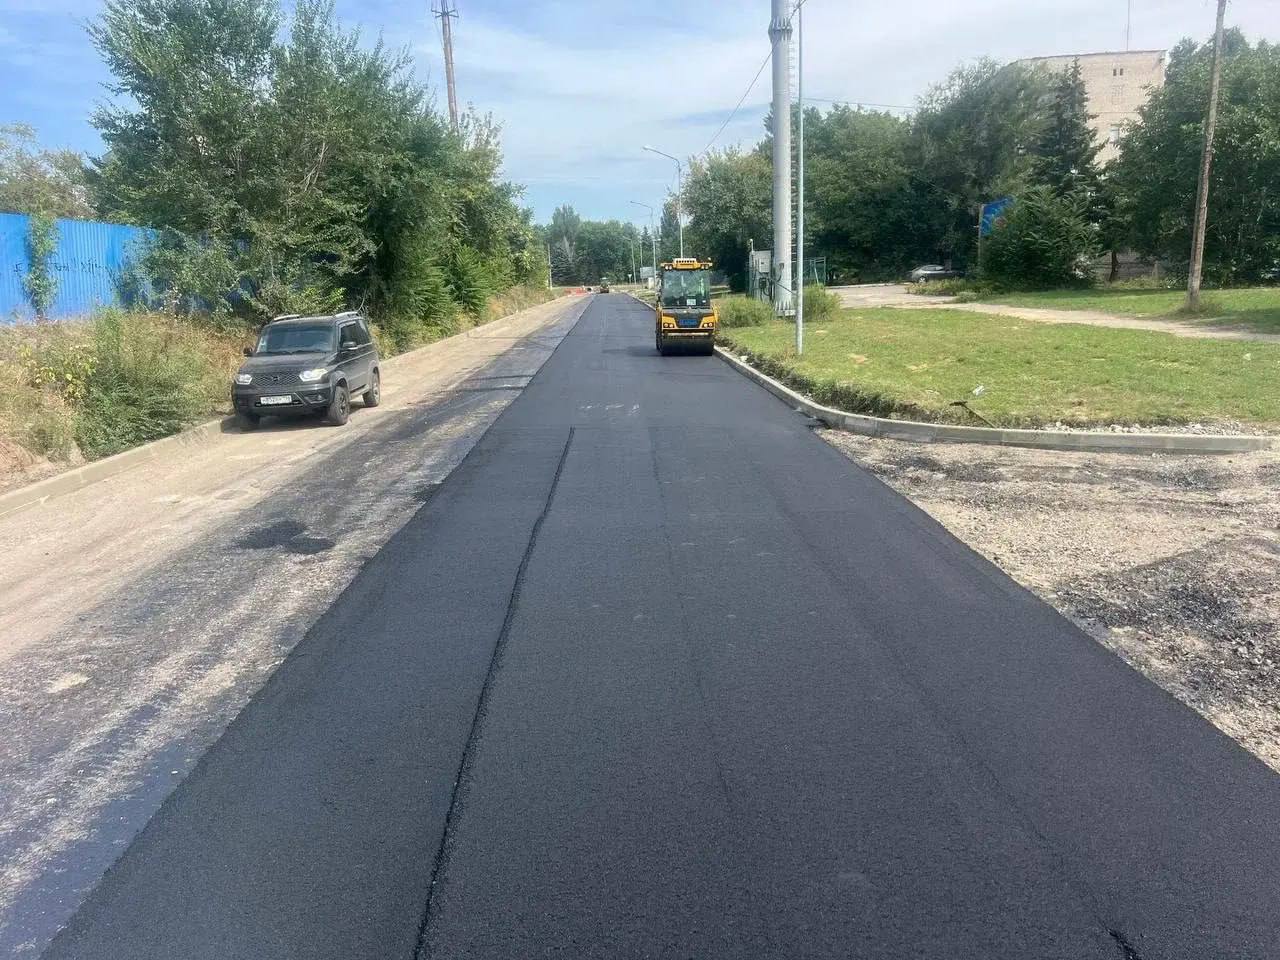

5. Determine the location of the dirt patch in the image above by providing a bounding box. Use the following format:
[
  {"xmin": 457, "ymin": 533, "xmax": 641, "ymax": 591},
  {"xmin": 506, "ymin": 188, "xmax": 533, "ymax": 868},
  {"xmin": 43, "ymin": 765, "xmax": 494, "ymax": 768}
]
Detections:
[
  {"xmin": 0, "ymin": 438, "xmax": 59, "ymax": 495},
  {"xmin": 822, "ymin": 430, "xmax": 1280, "ymax": 772}
]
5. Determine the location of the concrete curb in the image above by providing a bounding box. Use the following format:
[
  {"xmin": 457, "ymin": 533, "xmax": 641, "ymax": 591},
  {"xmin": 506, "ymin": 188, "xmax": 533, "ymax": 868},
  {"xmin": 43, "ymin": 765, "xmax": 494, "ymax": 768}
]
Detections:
[
  {"xmin": 0, "ymin": 418, "xmax": 231, "ymax": 519},
  {"xmin": 0, "ymin": 295, "xmax": 573, "ymax": 519},
  {"xmin": 715, "ymin": 346, "xmax": 1275, "ymax": 456}
]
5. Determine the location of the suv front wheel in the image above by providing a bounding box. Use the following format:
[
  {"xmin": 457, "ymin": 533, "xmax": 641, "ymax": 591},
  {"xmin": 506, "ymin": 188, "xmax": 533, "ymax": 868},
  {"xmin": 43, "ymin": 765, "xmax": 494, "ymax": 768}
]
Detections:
[{"xmin": 325, "ymin": 383, "xmax": 351, "ymax": 426}]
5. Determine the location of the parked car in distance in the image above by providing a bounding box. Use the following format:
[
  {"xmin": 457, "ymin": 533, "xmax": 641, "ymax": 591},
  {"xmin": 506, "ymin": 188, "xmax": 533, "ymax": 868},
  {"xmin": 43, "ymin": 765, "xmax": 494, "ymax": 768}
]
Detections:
[
  {"xmin": 232, "ymin": 312, "xmax": 380, "ymax": 429},
  {"xmin": 909, "ymin": 264, "xmax": 963, "ymax": 283}
]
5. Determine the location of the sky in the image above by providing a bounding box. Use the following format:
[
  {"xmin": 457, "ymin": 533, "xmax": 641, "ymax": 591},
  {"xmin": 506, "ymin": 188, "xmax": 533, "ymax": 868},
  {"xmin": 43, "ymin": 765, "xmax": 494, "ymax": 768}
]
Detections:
[{"xmin": 0, "ymin": 0, "xmax": 1277, "ymax": 225}]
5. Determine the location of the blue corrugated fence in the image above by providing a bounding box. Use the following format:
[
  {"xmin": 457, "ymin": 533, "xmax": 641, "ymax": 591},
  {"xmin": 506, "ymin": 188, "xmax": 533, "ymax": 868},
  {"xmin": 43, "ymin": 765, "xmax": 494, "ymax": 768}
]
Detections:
[{"xmin": 0, "ymin": 213, "xmax": 157, "ymax": 323}]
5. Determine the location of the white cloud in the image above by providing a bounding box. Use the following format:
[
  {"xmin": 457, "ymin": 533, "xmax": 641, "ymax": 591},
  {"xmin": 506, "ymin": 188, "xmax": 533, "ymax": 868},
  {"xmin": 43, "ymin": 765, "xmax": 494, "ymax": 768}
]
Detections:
[
  {"xmin": 393, "ymin": 0, "xmax": 1278, "ymax": 220},
  {"xmin": 2, "ymin": 0, "xmax": 1277, "ymax": 218}
]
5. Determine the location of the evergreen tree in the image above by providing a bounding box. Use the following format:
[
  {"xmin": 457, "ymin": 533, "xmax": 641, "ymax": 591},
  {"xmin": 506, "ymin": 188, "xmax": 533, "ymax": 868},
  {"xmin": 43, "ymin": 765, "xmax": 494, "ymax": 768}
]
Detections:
[{"xmin": 1029, "ymin": 59, "xmax": 1103, "ymax": 205}]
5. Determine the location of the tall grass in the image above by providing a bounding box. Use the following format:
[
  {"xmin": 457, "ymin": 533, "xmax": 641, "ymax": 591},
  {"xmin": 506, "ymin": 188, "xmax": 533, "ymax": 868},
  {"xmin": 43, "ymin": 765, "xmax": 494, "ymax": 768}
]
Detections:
[
  {"xmin": 718, "ymin": 296, "xmax": 775, "ymax": 328},
  {"xmin": 2, "ymin": 311, "xmax": 240, "ymax": 462}
]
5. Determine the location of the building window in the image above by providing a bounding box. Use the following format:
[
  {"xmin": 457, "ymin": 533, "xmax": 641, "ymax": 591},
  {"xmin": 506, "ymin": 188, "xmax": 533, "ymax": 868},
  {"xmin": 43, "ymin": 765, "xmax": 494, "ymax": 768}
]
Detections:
[
  {"xmin": 1113, "ymin": 66, "xmax": 1126, "ymax": 77},
  {"xmin": 1109, "ymin": 125, "xmax": 1122, "ymax": 145}
]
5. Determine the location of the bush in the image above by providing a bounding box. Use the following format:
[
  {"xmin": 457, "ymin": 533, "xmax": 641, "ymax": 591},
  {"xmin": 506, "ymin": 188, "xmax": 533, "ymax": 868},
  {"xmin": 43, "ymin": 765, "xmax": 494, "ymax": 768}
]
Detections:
[
  {"xmin": 718, "ymin": 295, "xmax": 775, "ymax": 328},
  {"xmin": 450, "ymin": 246, "xmax": 493, "ymax": 318},
  {"xmin": 801, "ymin": 284, "xmax": 840, "ymax": 321},
  {"xmin": 979, "ymin": 187, "xmax": 1099, "ymax": 290},
  {"xmin": 380, "ymin": 257, "xmax": 459, "ymax": 351},
  {"xmin": 909, "ymin": 277, "xmax": 984, "ymax": 297},
  {"xmin": 75, "ymin": 311, "xmax": 234, "ymax": 458}
]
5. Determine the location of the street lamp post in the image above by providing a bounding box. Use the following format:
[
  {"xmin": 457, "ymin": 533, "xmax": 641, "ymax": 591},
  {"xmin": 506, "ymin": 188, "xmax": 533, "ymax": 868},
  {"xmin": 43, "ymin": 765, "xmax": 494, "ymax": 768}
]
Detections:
[
  {"xmin": 643, "ymin": 145, "xmax": 684, "ymax": 257},
  {"xmin": 630, "ymin": 200, "xmax": 659, "ymax": 283}
]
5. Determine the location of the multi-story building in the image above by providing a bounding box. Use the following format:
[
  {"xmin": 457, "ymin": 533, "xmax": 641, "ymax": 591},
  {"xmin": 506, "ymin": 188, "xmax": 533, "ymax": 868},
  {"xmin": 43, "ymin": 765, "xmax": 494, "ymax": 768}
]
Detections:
[{"xmin": 1016, "ymin": 49, "xmax": 1167, "ymax": 163}]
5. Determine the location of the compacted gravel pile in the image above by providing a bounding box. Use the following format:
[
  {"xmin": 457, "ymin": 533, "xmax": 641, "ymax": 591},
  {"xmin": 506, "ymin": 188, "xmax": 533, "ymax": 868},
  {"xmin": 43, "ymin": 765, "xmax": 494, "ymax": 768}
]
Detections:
[{"xmin": 822, "ymin": 430, "xmax": 1280, "ymax": 771}]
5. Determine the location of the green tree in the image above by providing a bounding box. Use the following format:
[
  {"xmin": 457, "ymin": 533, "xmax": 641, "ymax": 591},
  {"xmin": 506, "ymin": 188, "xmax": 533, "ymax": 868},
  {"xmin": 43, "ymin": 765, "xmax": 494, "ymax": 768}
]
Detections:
[
  {"xmin": 803, "ymin": 105, "xmax": 933, "ymax": 282},
  {"xmin": 682, "ymin": 147, "xmax": 770, "ymax": 290},
  {"xmin": 0, "ymin": 124, "xmax": 93, "ymax": 219},
  {"xmin": 88, "ymin": 0, "xmax": 538, "ymax": 329},
  {"xmin": 1111, "ymin": 31, "xmax": 1280, "ymax": 282},
  {"xmin": 658, "ymin": 199, "xmax": 680, "ymax": 264},
  {"xmin": 547, "ymin": 204, "xmax": 582, "ymax": 280},
  {"xmin": 910, "ymin": 59, "xmax": 1051, "ymax": 267},
  {"xmin": 1028, "ymin": 58, "xmax": 1103, "ymax": 204}
]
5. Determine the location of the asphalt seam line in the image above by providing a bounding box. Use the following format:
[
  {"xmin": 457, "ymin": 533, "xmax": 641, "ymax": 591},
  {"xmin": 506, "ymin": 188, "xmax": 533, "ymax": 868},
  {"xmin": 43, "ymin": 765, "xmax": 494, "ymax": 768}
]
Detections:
[{"xmin": 411, "ymin": 425, "xmax": 575, "ymax": 960}]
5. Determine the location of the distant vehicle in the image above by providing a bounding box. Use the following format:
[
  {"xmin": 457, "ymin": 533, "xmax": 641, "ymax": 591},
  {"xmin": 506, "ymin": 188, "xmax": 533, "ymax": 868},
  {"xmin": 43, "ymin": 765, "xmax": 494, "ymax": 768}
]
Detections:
[
  {"xmin": 598, "ymin": 278, "xmax": 611, "ymax": 293},
  {"xmin": 1262, "ymin": 263, "xmax": 1280, "ymax": 284},
  {"xmin": 910, "ymin": 264, "xmax": 963, "ymax": 283},
  {"xmin": 655, "ymin": 258, "xmax": 717, "ymax": 356},
  {"xmin": 232, "ymin": 312, "xmax": 380, "ymax": 429}
]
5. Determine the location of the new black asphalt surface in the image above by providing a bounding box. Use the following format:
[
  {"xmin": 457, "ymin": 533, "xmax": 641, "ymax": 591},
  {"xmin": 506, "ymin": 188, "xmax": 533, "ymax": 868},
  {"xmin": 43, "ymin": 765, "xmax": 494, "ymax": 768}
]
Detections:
[{"xmin": 43, "ymin": 295, "xmax": 1280, "ymax": 959}]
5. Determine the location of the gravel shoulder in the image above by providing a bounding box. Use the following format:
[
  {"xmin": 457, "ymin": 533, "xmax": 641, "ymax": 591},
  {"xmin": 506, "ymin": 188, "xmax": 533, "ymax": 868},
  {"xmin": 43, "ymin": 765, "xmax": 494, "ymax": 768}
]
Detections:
[{"xmin": 822, "ymin": 430, "xmax": 1280, "ymax": 772}]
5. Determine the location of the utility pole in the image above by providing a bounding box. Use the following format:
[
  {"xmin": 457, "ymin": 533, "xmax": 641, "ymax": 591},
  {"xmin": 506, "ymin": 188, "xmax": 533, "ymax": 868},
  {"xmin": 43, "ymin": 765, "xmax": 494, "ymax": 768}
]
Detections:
[
  {"xmin": 769, "ymin": 0, "xmax": 793, "ymax": 316},
  {"xmin": 795, "ymin": 0, "xmax": 805, "ymax": 355},
  {"xmin": 643, "ymin": 146, "xmax": 684, "ymax": 257},
  {"xmin": 547, "ymin": 243, "xmax": 553, "ymax": 290},
  {"xmin": 1126, "ymin": 0, "xmax": 1132, "ymax": 51},
  {"xmin": 1187, "ymin": 0, "xmax": 1227, "ymax": 311},
  {"xmin": 433, "ymin": 1, "xmax": 459, "ymax": 131}
]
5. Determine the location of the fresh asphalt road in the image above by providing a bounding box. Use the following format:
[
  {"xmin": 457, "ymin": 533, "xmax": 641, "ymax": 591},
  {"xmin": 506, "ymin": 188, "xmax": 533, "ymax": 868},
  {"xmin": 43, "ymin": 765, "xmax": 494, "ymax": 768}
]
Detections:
[{"xmin": 43, "ymin": 295, "xmax": 1280, "ymax": 959}]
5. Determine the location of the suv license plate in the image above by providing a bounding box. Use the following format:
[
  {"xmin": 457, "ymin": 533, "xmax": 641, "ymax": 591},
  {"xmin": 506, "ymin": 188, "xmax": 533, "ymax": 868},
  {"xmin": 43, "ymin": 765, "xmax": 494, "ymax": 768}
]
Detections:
[{"xmin": 259, "ymin": 395, "xmax": 293, "ymax": 406}]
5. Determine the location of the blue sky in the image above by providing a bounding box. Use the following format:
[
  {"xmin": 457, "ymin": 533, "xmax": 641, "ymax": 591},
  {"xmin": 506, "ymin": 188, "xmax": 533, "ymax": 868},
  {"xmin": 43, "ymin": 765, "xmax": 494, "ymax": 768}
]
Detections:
[{"xmin": 1, "ymin": 0, "xmax": 1276, "ymax": 225}]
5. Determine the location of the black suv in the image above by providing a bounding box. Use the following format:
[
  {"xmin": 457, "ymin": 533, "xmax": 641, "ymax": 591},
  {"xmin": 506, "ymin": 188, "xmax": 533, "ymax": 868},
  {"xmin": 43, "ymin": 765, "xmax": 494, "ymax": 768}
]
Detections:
[{"xmin": 232, "ymin": 312, "xmax": 380, "ymax": 428}]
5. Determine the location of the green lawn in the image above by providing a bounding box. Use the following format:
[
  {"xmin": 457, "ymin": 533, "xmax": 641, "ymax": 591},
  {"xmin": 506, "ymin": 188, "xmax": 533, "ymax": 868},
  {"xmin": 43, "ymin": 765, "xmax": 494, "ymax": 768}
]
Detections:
[
  {"xmin": 720, "ymin": 308, "xmax": 1280, "ymax": 428},
  {"xmin": 982, "ymin": 286, "xmax": 1280, "ymax": 334}
]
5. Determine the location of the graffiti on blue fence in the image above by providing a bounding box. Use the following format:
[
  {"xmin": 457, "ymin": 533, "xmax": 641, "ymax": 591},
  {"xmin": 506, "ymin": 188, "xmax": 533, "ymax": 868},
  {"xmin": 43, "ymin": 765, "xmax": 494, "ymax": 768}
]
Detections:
[{"xmin": 0, "ymin": 212, "xmax": 157, "ymax": 323}]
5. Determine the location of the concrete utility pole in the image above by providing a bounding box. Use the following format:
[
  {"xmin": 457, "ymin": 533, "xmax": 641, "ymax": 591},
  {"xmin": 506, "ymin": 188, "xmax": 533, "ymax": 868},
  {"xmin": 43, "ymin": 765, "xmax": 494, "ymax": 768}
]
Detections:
[
  {"xmin": 434, "ymin": 1, "xmax": 460, "ymax": 131},
  {"xmin": 769, "ymin": 0, "xmax": 793, "ymax": 316},
  {"xmin": 1187, "ymin": 0, "xmax": 1227, "ymax": 311},
  {"xmin": 795, "ymin": 0, "xmax": 805, "ymax": 354}
]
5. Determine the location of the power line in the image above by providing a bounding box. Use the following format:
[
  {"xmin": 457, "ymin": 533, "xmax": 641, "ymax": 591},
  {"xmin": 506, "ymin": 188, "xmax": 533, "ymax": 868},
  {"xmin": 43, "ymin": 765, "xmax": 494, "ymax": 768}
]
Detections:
[{"xmin": 701, "ymin": 48, "xmax": 774, "ymax": 156}]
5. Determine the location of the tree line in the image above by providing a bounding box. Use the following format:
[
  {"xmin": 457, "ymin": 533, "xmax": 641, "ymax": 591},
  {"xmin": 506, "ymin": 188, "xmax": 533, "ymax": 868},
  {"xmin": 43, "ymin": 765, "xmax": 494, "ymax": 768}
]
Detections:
[
  {"xmin": 0, "ymin": 0, "xmax": 544, "ymax": 346},
  {"xmin": 673, "ymin": 30, "xmax": 1278, "ymax": 291}
]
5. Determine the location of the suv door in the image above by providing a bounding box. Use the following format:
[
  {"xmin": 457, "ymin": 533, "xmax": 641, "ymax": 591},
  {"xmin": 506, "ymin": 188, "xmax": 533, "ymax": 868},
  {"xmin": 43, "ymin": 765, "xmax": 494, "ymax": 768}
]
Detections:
[{"xmin": 336, "ymin": 321, "xmax": 369, "ymax": 392}]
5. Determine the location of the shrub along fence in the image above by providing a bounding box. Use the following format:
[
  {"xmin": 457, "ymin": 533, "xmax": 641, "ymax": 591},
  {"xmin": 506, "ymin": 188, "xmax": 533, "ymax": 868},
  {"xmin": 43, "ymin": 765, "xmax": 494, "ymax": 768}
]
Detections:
[{"xmin": 0, "ymin": 212, "xmax": 155, "ymax": 323}]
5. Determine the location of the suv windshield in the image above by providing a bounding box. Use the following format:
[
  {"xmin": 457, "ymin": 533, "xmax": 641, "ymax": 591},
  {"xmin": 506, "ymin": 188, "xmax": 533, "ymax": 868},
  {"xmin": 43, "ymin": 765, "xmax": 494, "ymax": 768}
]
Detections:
[
  {"xmin": 255, "ymin": 323, "xmax": 335, "ymax": 356},
  {"xmin": 660, "ymin": 269, "xmax": 711, "ymax": 308}
]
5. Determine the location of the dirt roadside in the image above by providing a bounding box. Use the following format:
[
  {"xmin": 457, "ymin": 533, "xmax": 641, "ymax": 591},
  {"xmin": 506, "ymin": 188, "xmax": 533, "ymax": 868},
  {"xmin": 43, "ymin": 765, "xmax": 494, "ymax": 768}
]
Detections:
[{"xmin": 822, "ymin": 430, "xmax": 1280, "ymax": 772}]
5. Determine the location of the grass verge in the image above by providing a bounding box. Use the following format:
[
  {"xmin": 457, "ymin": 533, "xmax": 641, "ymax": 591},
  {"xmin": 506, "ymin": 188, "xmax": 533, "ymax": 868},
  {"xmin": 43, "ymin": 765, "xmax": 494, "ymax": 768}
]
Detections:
[
  {"xmin": 719, "ymin": 307, "xmax": 1280, "ymax": 428},
  {"xmin": 982, "ymin": 286, "xmax": 1280, "ymax": 334}
]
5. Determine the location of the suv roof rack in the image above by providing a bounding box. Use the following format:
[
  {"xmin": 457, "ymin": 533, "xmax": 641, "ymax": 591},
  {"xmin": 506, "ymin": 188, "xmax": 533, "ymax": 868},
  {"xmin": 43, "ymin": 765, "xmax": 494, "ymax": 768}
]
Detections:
[{"xmin": 268, "ymin": 313, "xmax": 302, "ymax": 323}]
